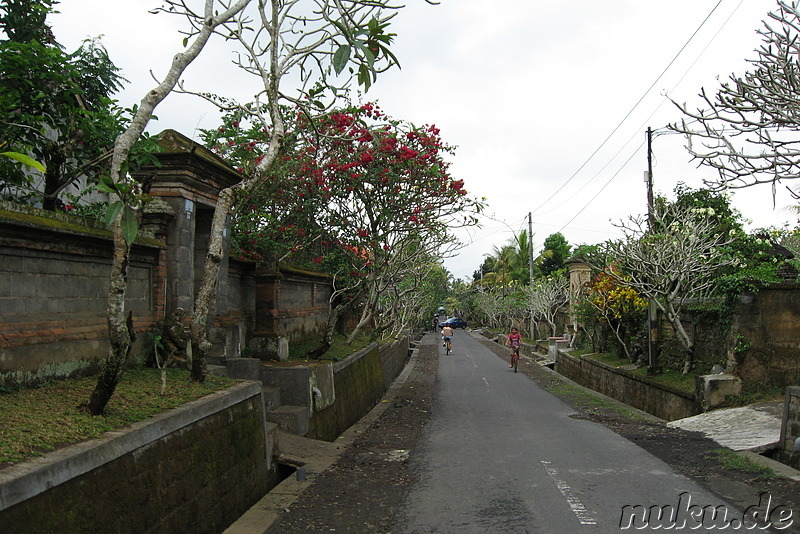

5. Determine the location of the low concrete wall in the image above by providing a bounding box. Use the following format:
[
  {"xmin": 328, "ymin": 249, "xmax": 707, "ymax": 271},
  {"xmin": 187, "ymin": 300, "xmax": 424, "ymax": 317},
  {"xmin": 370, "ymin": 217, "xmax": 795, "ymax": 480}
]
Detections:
[
  {"xmin": 0, "ymin": 382, "xmax": 278, "ymax": 534},
  {"xmin": 780, "ymin": 386, "xmax": 800, "ymax": 469},
  {"xmin": 555, "ymin": 351, "xmax": 700, "ymax": 421},
  {"xmin": 379, "ymin": 336, "xmax": 412, "ymax": 390},
  {"xmin": 309, "ymin": 337, "xmax": 410, "ymax": 441}
]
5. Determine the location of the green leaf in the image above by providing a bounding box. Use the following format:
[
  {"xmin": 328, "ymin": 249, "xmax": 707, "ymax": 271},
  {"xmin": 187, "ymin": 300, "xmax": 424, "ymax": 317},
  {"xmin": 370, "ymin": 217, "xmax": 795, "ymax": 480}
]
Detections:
[
  {"xmin": 361, "ymin": 46, "xmax": 375, "ymax": 69},
  {"xmin": 330, "ymin": 19, "xmax": 351, "ymax": 41},
  {"xmin": 358, "ymin": 65, "xmax": 373, "ymax": 92},
  {"xmin": 333, "ymin": 45, "xmax": 351, "ymax": 75},
  {"xmin": 96, "ymin": 183, "xmax": 117, "ymax": 195},
  {"xmin": 121, "ymin": 205, "xmax": 139, "ymax": 245},
  {"xmin": 0, "ymin": 151, "xmax": 45, "ymax": 172},
  {"xmin": 104, "ymin": 201, "xmax": 123, "ymax": 226}
]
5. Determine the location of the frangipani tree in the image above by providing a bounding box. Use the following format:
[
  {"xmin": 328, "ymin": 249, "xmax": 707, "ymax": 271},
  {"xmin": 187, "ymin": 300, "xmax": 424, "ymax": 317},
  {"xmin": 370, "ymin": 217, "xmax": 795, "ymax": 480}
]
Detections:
[
  {"xmin": 90, "ymin": 0, "xmax": 418, "ymax": 414},
  {"xmin": 525, "ymin": 274, "xmax": 568, "ymax": 338},
  {"xmin": 204, "ymin": 102, "xmax": 484, "ymax": 348},
  {"xmin": 670, "ymin": 0, "xmax": 800, "ymax": 201},
  {"xmin": 89, "ymin": 0, "xmax": 254, "ymax": 415},
  {"xmin": 596, "ymin": 202, "xmax": 737, "ymax": 374}
]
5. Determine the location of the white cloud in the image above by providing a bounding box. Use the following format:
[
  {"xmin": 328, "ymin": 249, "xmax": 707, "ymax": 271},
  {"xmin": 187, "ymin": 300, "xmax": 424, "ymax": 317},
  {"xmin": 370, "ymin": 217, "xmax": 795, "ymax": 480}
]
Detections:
[{"xmin": 49, "ymin": 0, "xmax": 794, "ymax": 281}]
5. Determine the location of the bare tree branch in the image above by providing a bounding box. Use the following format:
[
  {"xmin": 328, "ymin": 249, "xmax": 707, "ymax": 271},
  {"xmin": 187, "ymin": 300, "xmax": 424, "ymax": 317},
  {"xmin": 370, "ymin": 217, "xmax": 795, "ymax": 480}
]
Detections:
[{"xmin": 670, "ymin": 1, "xmax": 800, "ymax": 199}]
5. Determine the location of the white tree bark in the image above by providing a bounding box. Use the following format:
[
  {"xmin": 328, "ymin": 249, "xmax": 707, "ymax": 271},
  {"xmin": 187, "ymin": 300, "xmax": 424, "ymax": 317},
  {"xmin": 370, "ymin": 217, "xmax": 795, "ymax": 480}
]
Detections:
[
  {"xmin": 88, "ymin": 0, "xmax": 253, "ymax": 414},
  {"xmin": 596, "ymin": 204, "xmax": 736, "ymax": 374}
]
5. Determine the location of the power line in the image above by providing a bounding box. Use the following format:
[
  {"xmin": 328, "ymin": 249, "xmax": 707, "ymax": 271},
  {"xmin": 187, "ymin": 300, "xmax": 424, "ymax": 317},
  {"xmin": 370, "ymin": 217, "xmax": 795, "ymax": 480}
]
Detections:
[
  {"xmin": 543, "ymin": 0, "xmax": 746, "ymax": 226},
  {"xmin": 556, "ymin": 139, "xmax": 646, "ymax": 234},
  {"xmin": 531, "ymin": 0, "xmax": 728, "ymax": 217}
]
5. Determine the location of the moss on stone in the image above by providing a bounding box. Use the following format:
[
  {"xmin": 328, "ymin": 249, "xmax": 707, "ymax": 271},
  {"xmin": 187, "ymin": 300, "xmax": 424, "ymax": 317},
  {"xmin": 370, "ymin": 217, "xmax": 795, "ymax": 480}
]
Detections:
[{"xmin": 0, "ymin": 203, "xmax": 164, "ymax": 248}]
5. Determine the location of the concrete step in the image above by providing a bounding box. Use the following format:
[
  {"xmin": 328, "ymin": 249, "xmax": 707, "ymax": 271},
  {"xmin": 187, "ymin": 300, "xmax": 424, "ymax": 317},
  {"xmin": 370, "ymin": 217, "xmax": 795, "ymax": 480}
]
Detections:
[
  {"xmin": 262, "ymin": 386, "xmax": 281, "ymax": 410},
  {"xmin": 266, "ymin": 405, "xmax": 309, "ymax": 436},
  {"xmin": 224, "ymin": 357, "xmax": 261, "ymax": 381},
  {"xmin": 207, "ymin": 364, "xmax": 227, "ymax": 377}
]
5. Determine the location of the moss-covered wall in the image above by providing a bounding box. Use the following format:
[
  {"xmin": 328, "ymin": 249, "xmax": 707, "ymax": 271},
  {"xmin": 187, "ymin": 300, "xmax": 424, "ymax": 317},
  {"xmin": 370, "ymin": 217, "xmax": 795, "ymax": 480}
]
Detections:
[
  {"xmin": 555, "ymin": 351, "xmax": 700, "ymax": 421},
  {"xmin": 308, "ymin": 338, "xmax": 409, "ymax": 441},
  {"xmin": 656, "ymin": 307, "xmax": 730, "ymax": 375},
  {"xmin": 732, "ymin": 286, "xmax": 800, "ymax": 390},
  {"xmin": 0, "ymin": 384, "xmax": 277, "ymax": 534}
]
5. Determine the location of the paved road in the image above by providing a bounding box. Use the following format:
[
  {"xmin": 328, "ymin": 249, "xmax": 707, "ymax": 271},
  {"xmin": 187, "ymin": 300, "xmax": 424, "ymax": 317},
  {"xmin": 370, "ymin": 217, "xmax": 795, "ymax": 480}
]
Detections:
[{"xmin": 393, "ymin": 331, "xmax": 747, "ymax": 533}]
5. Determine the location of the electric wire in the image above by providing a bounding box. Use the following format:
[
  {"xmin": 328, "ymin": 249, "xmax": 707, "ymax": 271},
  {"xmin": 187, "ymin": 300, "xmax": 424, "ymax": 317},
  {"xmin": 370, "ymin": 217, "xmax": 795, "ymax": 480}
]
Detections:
[
  {"xmin": 556, "ymin": 139, "xmax": 646, "ymax": 234},
  {"xmin": 530, "ymin": 0, "xmax": 728, "ymax": 217},
  {"xmin": 544, "ymin": 0, "xmax": 746, "ymax": 227}
]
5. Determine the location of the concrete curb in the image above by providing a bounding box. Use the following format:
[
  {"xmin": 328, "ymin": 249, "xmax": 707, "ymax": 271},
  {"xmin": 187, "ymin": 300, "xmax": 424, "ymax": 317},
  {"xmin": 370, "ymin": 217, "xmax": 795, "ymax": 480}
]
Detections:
[
  {"xmin": 739, "ymin": 451, "xmax": 800, "ymax": 482},
  {"xmin": 223, "ymin": 345, "xmax": 421, "ymax": 534}
]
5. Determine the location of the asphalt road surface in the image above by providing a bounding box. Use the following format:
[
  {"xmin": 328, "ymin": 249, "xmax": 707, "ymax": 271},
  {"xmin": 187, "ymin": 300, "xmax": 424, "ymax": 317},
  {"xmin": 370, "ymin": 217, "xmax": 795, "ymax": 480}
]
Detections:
[{"xmin": 393, "ymin": 330, "xmax": 755, "ymax": 533}]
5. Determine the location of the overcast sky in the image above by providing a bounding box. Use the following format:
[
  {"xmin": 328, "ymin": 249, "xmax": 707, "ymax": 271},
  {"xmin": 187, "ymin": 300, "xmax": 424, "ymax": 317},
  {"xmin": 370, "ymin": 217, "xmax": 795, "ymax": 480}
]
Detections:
[{"xmin": 51, "ymin": 0, "xmax": 796, "ymax": 280}]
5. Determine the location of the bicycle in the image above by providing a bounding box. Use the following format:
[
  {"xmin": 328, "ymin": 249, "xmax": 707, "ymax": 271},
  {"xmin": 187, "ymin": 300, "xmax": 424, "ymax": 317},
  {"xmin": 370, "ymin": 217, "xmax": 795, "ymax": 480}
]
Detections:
[
  {"xmin": 510, "ymin": 345, "xmax": 519, "ymax": 373},
  {"xmin": 444, "ymin": 337, "xmax": 452, "ymax": 355}
]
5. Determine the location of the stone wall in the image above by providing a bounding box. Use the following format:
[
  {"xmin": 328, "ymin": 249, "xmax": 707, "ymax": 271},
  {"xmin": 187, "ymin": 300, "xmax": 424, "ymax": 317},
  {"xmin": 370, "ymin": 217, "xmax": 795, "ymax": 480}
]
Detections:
[
  {"xmin": 0, "ymin": 130, "xmax": 335, "ymax": 386},
  {"xmin": 732, "ymin": 285, "xmax": 800, "ymax": 390},
  {"xmin": 657, "ymin": 306, "xmax": 730, "ymax": 376},
  {"xmin": 0, "ymin": 382, "xmax": 277, "ymax": 534},
  {"xmin": 308, "ymin": 338, "xmax": 410, "ymax": 441},
  {"xmin": 0, "ymin": 202, "xmax": 167, "ymax": 387},
  {"xmin": 555, "ymin": 351, "xmax": 700, "ymax": 421},
  {"xmin": 250, "ymin": 264, "xmax": 333, "ymax": 360},
  {"xmin": 566, "ymin": 266, "xmax": 800, "ymax": 390}
]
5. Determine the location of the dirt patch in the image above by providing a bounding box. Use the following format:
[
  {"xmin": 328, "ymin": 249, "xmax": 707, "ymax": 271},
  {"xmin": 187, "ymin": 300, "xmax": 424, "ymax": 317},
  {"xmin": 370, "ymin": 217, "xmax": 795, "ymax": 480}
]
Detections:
[
  {"xmin": 264, "ymin": 334, "xmax": 800, "ymax": 533},
  {"xmin": 264, "ymin": 339, "xmax": 437, "ymax": 534}
]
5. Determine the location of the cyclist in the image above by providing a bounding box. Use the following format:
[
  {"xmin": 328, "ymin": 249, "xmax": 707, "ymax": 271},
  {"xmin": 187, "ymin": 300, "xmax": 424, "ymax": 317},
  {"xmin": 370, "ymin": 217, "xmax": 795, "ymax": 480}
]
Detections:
[
  {"xmin": 441, "ymin": 324, "xmax": 454, "ymax": 353},
  {"xmin": 505, "ymin": 327, "xmax": 522, "ymax": 367}
]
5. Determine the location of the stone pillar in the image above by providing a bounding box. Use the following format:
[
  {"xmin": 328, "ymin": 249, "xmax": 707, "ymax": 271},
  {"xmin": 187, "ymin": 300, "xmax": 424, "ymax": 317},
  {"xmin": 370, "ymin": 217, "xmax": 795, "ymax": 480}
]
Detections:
[
  {"xmin": 249, "ymin": 264, "xmax": 288, "ymax": 361},
  {"xmin": 566, "ymin": 260, "xmax": 592, "ymax": 341},
  {"xmin": 140, "ymin": 198, "xmax": 175, "ymax": 323},
  {"xmin": 132, "ymin": 129, "xmax": 245, "ymax": 362},
  {"xmin": 780, "ymin": 386, "xmax": 800, "ymax": 468}
]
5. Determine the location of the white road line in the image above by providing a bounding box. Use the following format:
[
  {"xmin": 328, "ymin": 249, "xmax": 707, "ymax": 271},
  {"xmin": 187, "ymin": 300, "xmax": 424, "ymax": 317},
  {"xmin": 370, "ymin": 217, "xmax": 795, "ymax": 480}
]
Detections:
[
  {"xmin": 482, "ymin": 377, "xmax": 490, "ymax": 387},
  {"xmin": 541, "ymin": 460, "xmax": 597, "ymax": 525}
]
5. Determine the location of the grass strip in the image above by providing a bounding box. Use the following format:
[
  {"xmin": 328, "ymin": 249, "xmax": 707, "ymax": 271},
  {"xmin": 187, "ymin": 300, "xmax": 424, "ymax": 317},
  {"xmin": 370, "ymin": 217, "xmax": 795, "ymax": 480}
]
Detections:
[{"xmin": 0, "ymin": 368, "xmax": 237, "ymax": 466}]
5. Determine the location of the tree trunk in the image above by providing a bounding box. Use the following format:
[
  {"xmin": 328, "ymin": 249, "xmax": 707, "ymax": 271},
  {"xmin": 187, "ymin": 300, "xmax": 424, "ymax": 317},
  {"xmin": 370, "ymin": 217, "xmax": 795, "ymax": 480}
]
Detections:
[
  {"xmin": 347, "ymin": 308, "xmax": 375, "ymax": 344},
  {"xmin": 609, "ymin": 322, "xmax": 633, "ymax": 362},
  {"xmin": 346, "ymin": 282, "xmax": 378, "ymax": 343},
  {"xmin": 665, "ymin": 304, "xmax": 695, "ymax": 375},
  {"xmin": 88, "ymin": 0, "xmax": 254, "ymax": 413},
  {"xmin": 190, "ymin": 188, "xmax": 234, "ymax": 382},
  {"xmin": 87, "ymin": 219, "xmax": 133, "ymax": 414},
  {"xmin": 306, "ymin": 303, "xmax": 346, "ymax": 359}
]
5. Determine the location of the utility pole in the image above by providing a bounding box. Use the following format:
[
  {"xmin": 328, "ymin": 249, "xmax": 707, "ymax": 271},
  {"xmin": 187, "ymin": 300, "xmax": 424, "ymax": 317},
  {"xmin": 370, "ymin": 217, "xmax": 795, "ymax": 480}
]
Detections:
[
  {"xmin": 646, "ymin": 127, "xmax": 655, "ymax": 229},
  {"xmin": 528, "ymin": 212, "xmax": 535, "ymax": 339},
  {"xmin": 645, "ymin": 127, "xmax": 659, "ymax": 374}
]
